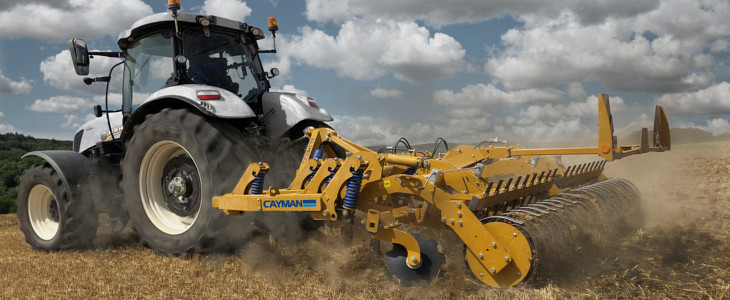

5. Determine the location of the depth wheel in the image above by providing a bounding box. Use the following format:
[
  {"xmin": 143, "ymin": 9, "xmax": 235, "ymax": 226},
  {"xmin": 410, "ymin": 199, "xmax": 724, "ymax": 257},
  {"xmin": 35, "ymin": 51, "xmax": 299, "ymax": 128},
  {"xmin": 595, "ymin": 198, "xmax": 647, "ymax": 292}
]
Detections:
[
  {"xmin": 16, "ymin": 164, "xmax": 98, "ymax": 250},
  {"xmin": 122, "ymin": 108, "xmax": 257, "ymax": 254}
]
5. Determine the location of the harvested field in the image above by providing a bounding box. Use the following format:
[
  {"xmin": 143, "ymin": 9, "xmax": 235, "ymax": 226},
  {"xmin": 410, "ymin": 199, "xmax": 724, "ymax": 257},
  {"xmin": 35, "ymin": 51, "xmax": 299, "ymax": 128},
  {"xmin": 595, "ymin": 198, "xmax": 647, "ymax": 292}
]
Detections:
[{"xmin": 1, "ymin": 142, "xmax": 729, "ymax": 299}]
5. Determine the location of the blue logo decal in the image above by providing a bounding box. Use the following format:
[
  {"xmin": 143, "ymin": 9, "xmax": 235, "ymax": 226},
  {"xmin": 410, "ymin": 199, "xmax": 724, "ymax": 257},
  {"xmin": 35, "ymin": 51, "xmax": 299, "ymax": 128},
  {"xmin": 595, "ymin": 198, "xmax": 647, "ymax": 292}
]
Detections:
[{"xmin": 263, "ymin": 199, "xmax": 317, "ymax": 208}]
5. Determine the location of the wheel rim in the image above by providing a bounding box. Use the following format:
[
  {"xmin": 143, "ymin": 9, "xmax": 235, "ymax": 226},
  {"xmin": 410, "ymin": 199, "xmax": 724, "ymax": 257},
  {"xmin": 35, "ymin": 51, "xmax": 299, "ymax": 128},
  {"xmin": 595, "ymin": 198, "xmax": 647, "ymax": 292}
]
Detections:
[
  {"xmin": 139, "ymin": 140, "xmax": 202, "ymax": 235},
  {"xmin": 27, "ymin": 185, "xmax": 59, "ymax": 240}
]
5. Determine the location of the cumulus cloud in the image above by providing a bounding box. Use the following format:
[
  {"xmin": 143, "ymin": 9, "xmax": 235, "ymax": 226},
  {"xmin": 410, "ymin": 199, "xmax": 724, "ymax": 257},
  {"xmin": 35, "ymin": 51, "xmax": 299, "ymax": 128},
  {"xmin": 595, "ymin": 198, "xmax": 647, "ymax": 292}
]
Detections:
[
  {"xmin": 200, "ymin": 0, "xmax": 252, "ymax": 21},
  {"xmin": 566, "ymin": 94, "xmax": 627, "ymax": 118},
  {"xmin": 567, "ymin": 82, "xmax": 587, "ymax": 100},
  {"xmin": 271, "ymin": 84, "xmax": 307, "ymax": 96},
  {"xmin": 509, "ymin": 118, "xmax": 592, "ymax": 140},
  {"xmin": 304, "ymin": 0, "xmax": 659, "ymax": 27},
  {"xmin": 0, "ymin": 70, "xmax": 32, "ymax": 94},
  {"xmin": 433, "ymin": 84, "xmax": 564, "ymax": 108},
  {"xmin": 275, "ymin": 19, "xmax": 465, "ymax": 83},
  {"xmin": 370, "ymin": 86, "xmax": 403, "ymax": 99},
  {"xmin": 484, "ymin": 0, "xmax": 730, "ymax": 94},
  {"xmin": 329, "ymin": 115, "xmax": 439, "ymax": 146},
  {"xmin": 0, "ymin": 123, "xmax": 19, "ymax": 134},
  {"xmin": 655, "ymin": 82, "xmax": 730, "ymax": 114},
  {"xmin": 27, "ymin": 96, "xmax": 94, "ymax": 113},
  {"xmin": 40, "ymin": 50, "xmax": 123, "ymax": 95},
  {"xmin": 0, "ymin": 0, "xmax": 153, "ymax": 42},
  {"xmin": 0, "ymin": 111, "xmax": 19, "ymax": 133}
]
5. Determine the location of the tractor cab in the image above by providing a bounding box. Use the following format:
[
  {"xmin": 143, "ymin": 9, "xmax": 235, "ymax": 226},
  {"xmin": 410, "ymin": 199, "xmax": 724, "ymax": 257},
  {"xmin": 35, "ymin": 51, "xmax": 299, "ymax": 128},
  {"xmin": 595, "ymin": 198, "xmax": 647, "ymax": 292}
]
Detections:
[{"xmin": 70, "ymin": 9, "xmax": 279, "ymax": 120}]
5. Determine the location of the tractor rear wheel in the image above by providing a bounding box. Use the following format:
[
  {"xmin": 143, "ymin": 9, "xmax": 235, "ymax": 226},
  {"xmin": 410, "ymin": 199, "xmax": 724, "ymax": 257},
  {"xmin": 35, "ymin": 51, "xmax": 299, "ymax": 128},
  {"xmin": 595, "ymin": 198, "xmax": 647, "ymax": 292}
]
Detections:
[
  {"xmin": 16, "ymin": 164, "xmax": 98, "ymax": 250},
  {"xmin": 122, "ymin": 108, "xmax": 258, "ymax": 254}
]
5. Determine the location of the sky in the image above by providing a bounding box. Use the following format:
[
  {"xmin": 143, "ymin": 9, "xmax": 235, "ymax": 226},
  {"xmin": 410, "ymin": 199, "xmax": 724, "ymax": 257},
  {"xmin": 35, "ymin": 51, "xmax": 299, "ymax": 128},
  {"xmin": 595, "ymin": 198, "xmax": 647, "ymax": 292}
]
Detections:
[{"xmin": 0, "ymin": 0, "xmax": 729, "ymax": 147}]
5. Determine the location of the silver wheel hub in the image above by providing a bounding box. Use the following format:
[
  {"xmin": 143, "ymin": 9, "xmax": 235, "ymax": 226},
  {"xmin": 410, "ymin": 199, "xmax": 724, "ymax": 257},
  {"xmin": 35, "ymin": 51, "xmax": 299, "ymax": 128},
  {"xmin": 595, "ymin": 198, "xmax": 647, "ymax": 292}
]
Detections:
[{"xmin": 167, "ymin": 176, "xmax": 188, "ymax": 199}]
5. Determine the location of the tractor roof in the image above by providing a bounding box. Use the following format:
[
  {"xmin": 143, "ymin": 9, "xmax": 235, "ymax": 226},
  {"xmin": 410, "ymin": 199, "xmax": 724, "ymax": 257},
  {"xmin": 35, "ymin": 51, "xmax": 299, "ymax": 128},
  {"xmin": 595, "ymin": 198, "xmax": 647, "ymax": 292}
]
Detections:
[{"xmin": 117, "ymin": 12, "xmax": 263, "ymax": 49}]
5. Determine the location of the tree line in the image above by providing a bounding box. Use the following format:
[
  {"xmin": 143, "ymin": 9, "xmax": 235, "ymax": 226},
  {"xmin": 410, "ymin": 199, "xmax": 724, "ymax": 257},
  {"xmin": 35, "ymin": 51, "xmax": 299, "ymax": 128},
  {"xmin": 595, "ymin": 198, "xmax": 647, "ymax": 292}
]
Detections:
[{"xmin": 0, "ymin": 133, "xmax": 72, "ymax": 214}]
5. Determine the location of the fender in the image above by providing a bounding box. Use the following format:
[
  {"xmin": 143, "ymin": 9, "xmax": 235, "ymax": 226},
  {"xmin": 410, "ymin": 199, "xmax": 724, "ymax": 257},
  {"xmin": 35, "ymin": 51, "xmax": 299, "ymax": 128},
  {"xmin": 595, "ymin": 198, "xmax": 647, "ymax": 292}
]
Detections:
[
  {"xmin": 121, "ymin": 84, "xmax": 258, "ymax": 142},
  {"xmin": 262, "ymin": 92, "xmax": 334, "ymax": 137},
  {"xmin": 22, "ymin": 151, "xmax": 93, "ymax": 209}
]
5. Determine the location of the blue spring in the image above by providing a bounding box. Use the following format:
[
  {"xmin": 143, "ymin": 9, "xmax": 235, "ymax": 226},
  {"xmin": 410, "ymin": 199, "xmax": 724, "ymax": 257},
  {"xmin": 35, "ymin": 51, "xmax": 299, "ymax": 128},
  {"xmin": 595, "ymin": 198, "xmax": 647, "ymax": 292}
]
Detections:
[
  {"xmin": 306, "ymin": 149, "xmax": 325, "ymax": 184},
  {"xmin": 404, "ymin": 166, "xmax": 417, "ymax": 175},
  {"xmin": 250, "ymin": 173, "xmax": 265, "ymax": 194},
  {"xmin": 312, "ymin": 149, "xmax": 324, "ymax": 160},
  {"xmin": 343, "ymin": 168, "xmax": 364, "ymax": 210},
  {"xmin": 324, "ymin": 168, "xmax": 338, "ymax": 187}
]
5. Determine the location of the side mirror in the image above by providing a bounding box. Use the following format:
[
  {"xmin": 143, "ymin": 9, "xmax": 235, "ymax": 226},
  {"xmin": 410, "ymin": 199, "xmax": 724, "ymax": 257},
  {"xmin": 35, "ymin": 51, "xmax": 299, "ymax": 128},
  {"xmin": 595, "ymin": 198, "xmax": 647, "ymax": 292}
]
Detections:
[
  {"xmin": 68, "ymin": 38, "xmax": 90, "ymax": 76},
  {"xmin": 267, "ymin": 68, "xmax": 279, "ymax": 79}
]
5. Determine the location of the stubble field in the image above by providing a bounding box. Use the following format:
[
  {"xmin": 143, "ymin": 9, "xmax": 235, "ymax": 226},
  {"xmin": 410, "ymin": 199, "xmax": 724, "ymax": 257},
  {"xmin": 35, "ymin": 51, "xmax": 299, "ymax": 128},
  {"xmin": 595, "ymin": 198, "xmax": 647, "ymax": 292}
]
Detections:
[{"xmin": 1, "ymin": 141, "xmax": 728, "ymax": 299}]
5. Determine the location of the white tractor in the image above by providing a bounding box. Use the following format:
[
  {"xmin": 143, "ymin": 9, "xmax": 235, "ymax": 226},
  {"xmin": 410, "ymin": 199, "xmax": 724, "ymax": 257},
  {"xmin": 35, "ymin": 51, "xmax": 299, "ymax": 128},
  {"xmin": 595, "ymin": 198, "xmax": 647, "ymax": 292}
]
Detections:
[{"xmin": 16, "ymin": 1, "xmax": 334, "ymax": 254}]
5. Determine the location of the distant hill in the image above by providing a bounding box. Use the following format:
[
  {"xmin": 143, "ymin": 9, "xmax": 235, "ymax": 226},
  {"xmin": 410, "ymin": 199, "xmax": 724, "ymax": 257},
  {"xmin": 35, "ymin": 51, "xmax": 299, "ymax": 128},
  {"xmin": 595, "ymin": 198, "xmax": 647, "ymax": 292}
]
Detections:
[
  {"xmin": 620, "ymin": 127, "xmax": 719, "ymax": 145},
  {"xmin": 0, "ymin": 133, "xmax": 72, "ymax": 214}
]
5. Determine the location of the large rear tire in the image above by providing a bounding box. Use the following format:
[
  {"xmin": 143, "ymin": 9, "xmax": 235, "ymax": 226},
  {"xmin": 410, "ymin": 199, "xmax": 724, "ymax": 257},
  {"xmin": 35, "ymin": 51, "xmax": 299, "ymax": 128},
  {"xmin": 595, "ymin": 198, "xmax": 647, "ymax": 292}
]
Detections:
[
  {"xmin": 122, "ymin": 108, "xmax": 258, "ymax": 254},
  {"xmin": 16, "ymin": 164, "xmax": 98, "ymax": 250}
]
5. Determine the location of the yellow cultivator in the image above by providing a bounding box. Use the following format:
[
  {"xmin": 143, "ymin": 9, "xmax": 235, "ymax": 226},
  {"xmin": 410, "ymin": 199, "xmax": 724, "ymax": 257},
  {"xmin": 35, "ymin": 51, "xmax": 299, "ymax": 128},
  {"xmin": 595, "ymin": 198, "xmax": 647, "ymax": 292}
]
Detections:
[{"xmin": 213, "ymin": 94, "xmax": 670, "ymax": 287}]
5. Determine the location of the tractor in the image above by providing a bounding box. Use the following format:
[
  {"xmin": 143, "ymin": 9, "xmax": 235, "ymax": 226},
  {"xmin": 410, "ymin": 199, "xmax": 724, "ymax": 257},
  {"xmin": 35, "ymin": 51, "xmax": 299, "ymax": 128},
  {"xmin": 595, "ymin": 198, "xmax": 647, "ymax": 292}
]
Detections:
[{"xmin": 17, "ymin": 1, "xmax": 331, "ymax": 254}]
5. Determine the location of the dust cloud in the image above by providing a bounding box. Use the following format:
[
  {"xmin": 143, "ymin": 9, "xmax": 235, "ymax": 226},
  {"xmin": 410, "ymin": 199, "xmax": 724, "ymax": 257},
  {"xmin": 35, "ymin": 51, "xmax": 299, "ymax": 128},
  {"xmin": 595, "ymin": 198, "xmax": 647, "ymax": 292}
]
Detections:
[{"xmin": 84, "ymin": 141, "xmax": 728, "ymax": 299}]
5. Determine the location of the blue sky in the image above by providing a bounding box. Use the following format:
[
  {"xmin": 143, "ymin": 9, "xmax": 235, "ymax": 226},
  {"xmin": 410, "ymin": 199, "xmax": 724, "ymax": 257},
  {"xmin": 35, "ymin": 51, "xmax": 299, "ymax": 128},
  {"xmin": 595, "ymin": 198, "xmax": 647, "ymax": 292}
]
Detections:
[{"xmin": 1, "ymin": 0, "xmax": 729, "ymax": 146}]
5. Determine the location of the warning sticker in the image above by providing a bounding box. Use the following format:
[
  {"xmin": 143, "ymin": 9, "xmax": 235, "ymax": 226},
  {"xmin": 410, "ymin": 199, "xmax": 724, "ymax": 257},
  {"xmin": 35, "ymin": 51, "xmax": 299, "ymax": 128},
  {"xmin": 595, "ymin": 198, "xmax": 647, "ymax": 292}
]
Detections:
[{"xmin": 383, "ymin": 179, "xmax": 391, "ymax": 188}]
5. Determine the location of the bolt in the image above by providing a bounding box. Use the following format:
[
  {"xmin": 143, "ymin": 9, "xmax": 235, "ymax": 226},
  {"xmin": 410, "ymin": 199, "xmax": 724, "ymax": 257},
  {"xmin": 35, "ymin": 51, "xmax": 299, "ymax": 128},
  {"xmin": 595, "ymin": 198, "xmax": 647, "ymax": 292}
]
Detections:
[
  {"xmin": 457, "ymin": 212, "xmax": 462, "ymax": 217},
  {"xmin": 513, "ymin": 232, "xmax": 518, "ymax": 237},
  {"xmin": 472, "ymin": 154, "xmax": 475, "ymax": 158},
  {"xmin": 517, "ymin": 272, "xmax": 522, "ymax": 276},
  {"xmin": 449, "ymin": 219, "xmax": 454, "ymax": 225},
  {"xmin": 491, "ymin": 268, "xmax": 496, "ymax": 274},
  {"xmin": 458, "ymin": 221, "xmax": 463, "ymax": 226},
  {"xmin": 322, "ymin": 210, "xmax": 328, "ymax": 216},
  {"xmin": 463, "ymin": 190, "xmax": 468, "ymax": 194},
  {"xmin": 478, "ymin": 253, "xmax": 484, "ymax": 259},
  {"xmin": 430, "ymin": 190, "xmax": 435, "ymax": 194},
  {"xmin": 479, "ymin": 273, "xmax": 484, "ymax": 277},
  {"xmin": 491, "ymin": 242, "xmax": 497, "ymax": 247},
  {"xmin": 456, "ymin": 203, "xmax": 462, "ymax": 208},
  {"xmin": 356, "ymin": 155, "xmax": 362, "ymax": 160},
  {"xmin": 411, "ymin": 257, "xmax": 417, "ymax": 263},
  {"xmin": 504, "ymin": 256, "xmax": 509, "ymax": 262},
  {"xmin": 457, "ymin": 149, "xmax": 461, "ymax": 153},
  {"xmin": 441, "ymin": 218, "xmax": 446, "ymax": 223}
]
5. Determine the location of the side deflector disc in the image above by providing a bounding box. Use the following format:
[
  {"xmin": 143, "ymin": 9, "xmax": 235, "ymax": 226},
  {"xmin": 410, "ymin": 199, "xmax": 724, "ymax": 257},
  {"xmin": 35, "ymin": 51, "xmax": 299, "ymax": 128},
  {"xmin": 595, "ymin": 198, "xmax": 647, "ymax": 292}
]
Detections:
[
  {"xmin": 384, "ymin": 233, "xmax": 446, "ymax": 286},
  {"xmin": 465, "ymin": 222, "xmax": 532, "ymax": 287}
]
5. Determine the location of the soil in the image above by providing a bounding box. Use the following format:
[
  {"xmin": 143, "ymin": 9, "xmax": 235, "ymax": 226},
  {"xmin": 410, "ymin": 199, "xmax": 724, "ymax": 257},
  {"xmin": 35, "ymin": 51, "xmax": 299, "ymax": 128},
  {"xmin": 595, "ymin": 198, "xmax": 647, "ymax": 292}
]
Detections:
[{"xmin": 1, "ymin": 142, "xmax": 728, "ymax": 299}]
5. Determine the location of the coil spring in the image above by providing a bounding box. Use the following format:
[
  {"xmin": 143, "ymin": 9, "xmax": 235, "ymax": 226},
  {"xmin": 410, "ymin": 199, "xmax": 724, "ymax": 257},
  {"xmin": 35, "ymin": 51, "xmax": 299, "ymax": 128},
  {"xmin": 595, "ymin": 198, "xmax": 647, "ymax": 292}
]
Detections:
[
  {"xmin": 404, "ymin": 166, "xmax": 417, "ymax": 175},
  {"xmin": 306, "ymin": 149, "xmax": 326, "ymax": 183},
  {"xmin": 250, "ymin": 173, "xmax": 266, "ymax": 194},
  {"xmin": 343, "ymin": 168, "xmax": 364, "ymax": 210},
  {"xmin": 312, "ymin": 149, "xmax": 324, "ymax": 160},
  {"xmin": 324, "ymin": 168, "xmax": 337, "ymax": 187}
]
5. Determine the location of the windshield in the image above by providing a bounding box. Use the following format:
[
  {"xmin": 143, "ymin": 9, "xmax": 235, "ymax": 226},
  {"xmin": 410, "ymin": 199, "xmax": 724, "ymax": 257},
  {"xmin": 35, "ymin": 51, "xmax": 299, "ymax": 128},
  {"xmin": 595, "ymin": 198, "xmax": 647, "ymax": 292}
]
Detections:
[
  {"xmin": 123, "ymin": 31, "xmax": 174, "ymax": 110},
  {"xmin": 183, "ymin": 30, "xmax": 265, "ymax": 102}
]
